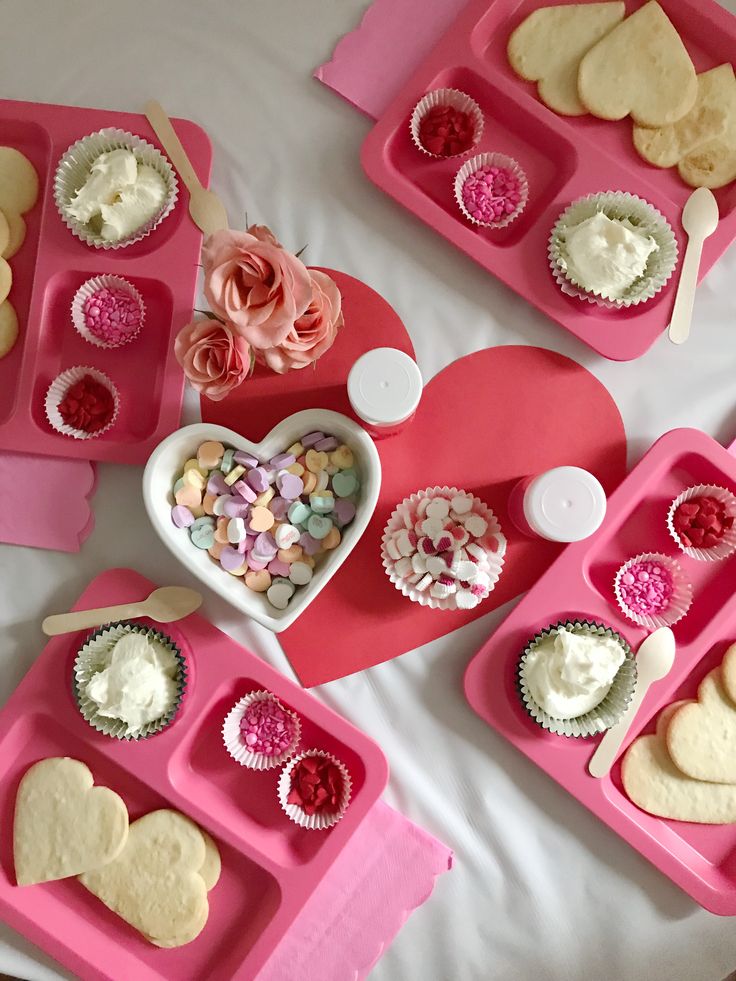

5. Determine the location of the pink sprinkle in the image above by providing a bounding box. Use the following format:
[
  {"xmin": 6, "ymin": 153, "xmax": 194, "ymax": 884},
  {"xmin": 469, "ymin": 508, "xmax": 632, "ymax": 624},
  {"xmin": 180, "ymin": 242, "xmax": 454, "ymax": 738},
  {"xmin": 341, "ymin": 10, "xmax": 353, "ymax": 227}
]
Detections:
[
  {"xmin": 82, "ymin": 286, "xmax": 143, "ymax": 347},
  {"xmin": 238, "ymin": 696, "xmax": 297, "ymax": 757},
  {"xmin": 461, "ymin": 164, "xmax": 523, "ymax": 226},
  {"xmin": 618, "ymin": 560, "xmax": 674, "ymax": 616}
]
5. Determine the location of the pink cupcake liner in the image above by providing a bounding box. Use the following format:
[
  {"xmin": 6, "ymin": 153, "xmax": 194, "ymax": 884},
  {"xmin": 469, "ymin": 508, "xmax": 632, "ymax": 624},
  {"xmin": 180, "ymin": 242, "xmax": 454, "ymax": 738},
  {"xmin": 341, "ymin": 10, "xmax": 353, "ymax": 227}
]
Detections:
[
  {"xmin": 613, "ymin": 552, "xmax": 693, "ymax": 629},
  {"xmin": 409, "ymin": 87, "xmax": 483, "ymax": 159},
  {"xmin": 72, "ymin": 274, "xmax": 145, "ymax": 350},
  {"xmin": 666, "ymin": 484, "xmax": 736, "ymax": 562},
  {"xmin": 44, "ymin": 365, "xmax": 120, "ymax": 440},
  {"xmin": 277, "ymin": 749, "xmax": 352, "ymax": 831},
  {"xmin": 454, "ymin": 152, "xmax": 528, "ymax": 229},
  {"xmin": 222, "ymin": 690, "xmax": 301, "ymax": 771}
]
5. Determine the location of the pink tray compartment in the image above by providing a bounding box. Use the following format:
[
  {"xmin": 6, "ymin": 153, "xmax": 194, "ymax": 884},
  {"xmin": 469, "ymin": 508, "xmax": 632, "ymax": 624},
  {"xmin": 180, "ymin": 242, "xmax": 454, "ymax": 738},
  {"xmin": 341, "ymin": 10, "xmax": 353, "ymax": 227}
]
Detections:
[
  {"xmin": 361, "ymin": 0, "xmax": 736, "ymax": 362},
  {"xmin": 465, "ymin": 428, "xmax": 736, "ymax": 913},
  {"xmin": 0, "ymin": 568, "xmax": 388, "ymax": 980},
  {"xmin": 0, "ymin": 99, "xmax": 212, "ymax": 463}
]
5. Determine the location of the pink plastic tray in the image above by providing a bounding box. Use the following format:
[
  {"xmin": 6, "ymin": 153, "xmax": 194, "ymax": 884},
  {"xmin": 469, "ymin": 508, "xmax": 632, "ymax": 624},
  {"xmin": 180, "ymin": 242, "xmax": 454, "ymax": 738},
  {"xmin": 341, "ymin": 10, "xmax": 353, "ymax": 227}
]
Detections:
[
  {"xmin": 0, "ymin": 99, "xmax": 211, "ymax": 464},
  {"xmin": 465, "ymin": 427, "xmax": 736, "ymax": 913},
  {"xmin": 0, "ymin": 568, "xmax": 389, "ymax": 980},
  {"xmin": 361, "ymin": 0, "xmax": 736, "ymax": 362}
]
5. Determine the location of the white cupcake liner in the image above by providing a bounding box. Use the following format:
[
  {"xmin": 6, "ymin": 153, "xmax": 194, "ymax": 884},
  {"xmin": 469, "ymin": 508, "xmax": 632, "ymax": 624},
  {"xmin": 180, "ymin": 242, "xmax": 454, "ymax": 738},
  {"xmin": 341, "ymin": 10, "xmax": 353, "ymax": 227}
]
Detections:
[
  {"xmin": 222, "ymin": 690, "xmax": 301, "ymax": 771},
  {"xmin": 409, "ymin": 87, "xmax": 483, "ymax": 159},
  {"xmin": 454, "ymin": 153, "xmax": 529, "ymax": 229},
  {"xmin": 666, "ymin": 484, "xmax": 736, "ymax": 561},
  {"xmin": 54, "ymin": 128, "xmax": 178, "ymax": 250},
  {"xmin": 72, "ymin": 274, "xmax": 145, "ymax": 349},
  {"xmin": 381, "ymin": 485, "xmax": 507, "ymax": 611},
  {"xmin": 73, "ymin": 622, "xmax": 186, "ymax": 740},
  {"xmin": 517, "ymin": 620, "xmax": 637, "ymax": 738},
  {"xmin": 278, "ymin": 749, "xmax": 352, "ymax": 831},
  {"xmin": 548, "ymin": 191, "xmax": 678, "ymax": 308},
  {"xmin": 614, "ymin": 552, "xmax": 693, "ymax": 629},
  {"xmin": 45, "ymin": 365, "xmax": 120, "ymax": 440}
]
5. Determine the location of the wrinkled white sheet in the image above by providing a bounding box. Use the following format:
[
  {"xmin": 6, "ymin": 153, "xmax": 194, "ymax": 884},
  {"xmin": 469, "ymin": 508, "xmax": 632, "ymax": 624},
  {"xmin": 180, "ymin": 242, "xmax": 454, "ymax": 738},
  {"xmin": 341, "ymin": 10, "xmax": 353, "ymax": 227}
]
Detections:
[{"xmin": 1, "ymin": 1, "xmax": 736, "ymax": 978}]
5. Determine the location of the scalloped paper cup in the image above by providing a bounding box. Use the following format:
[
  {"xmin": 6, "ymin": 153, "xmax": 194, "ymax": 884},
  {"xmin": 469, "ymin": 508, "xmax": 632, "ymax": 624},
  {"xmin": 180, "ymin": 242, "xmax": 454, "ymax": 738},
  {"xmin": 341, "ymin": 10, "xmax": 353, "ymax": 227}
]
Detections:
[
  {"xmin": 54, "ymin": 128, "xmax": 178, "ymax": 250},
  {"xmin": 381, "ymin": 485, "xmax": 507, "ymax": 611},
  {"xmin": 409, "ymin": 87, "xmax": 483, "ymax": 159},
  {"xmin": 72, "ymin": 274, "xmax": 145, "ymax": 349},
  {"xmin": 517, "ymin": 620, "xmax": 637, "ymax": 738},
  {"xmin": 45, "ymin": 365, "xmax": 120, "ymax": 440},
  {"xmin": 222, "ymin": 690, "xmax": 301, "ymax": 771},
  {"xmin": 614, "ymin": 552, "xmax": 692, "ymax": 629},
  {"xmin": 666, "ymin": 484, "xmax": 736, "ymax": 561},
  {"xmin": 278, "ymin": 749, "xmax": 352, "ymax": 830},
  {"xmin": 73, "ymin": 622, "xmax": 186, "ymax": 740},
  {"xmin": 454, "ymin": 153, "xmax": 528, "ymax": 229},
  {"xmin": 548, "ymin": 191, "xmax": 678, "ymax": 308}
]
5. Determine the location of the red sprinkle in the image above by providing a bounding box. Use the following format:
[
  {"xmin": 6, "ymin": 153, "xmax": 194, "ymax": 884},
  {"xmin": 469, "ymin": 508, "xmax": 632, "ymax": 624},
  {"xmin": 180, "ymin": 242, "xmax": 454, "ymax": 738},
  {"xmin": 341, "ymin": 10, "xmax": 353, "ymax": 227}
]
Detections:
[
  {"xmin": 287, "ymin": 755, "xmax": 345, "ymax": 816},
  {"xmin": 418, "ymin": 105, "xmax": 475, "ymax": 157},
  {"xmin": 57, "ymin": 374, "xmax": 116, "ymax": 433},
  {"xmin": 673, "ymin": 495, "xmax": 734, "ymax": 549}
]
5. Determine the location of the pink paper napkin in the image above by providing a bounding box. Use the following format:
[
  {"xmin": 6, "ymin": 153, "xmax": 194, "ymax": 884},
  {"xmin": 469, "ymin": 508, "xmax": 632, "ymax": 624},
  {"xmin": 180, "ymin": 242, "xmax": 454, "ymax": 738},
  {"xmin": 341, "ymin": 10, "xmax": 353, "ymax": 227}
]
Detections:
[
  {"xmin": 258, "ymin": 801, "xmax": 452, "ymax": 981},
  {"xmin": 314, "ymin": 0, "xmax": 467, "ymax": 119},
  {"xmin": 0, "ymin": 451, "xmax": 96, "ymax": 552}
]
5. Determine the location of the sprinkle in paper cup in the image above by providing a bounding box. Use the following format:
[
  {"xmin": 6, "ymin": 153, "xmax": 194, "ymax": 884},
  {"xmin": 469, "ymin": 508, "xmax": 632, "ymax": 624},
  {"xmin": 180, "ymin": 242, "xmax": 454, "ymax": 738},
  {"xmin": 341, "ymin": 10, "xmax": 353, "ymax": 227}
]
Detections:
[
  {"xmin": 72, "ymin": 274, "xmax": 145, "ymax": 349},
  {"xmin": 614, "ymin": 552, "xmax": 692, "ymax": 629},
  {"xmin": 454, "ymin": 153, "xmax": 528, "ymax": 229},
  {"xmin": 45, "ymin": 365, "xmax": 119, "ymax": 439},
  {"xmin": 666, "ymin": 484, "xmax": 736, "ymax": 561},
  {"xmin": 410, "ymin": 88, "xmax": 483, "ymax": 159},
  {"xmin": 278, "ymin": 749, "xmax": 352, "ymax": 831},
  {"xmin": 222, "ymin": 690, "xmax": 301, "ymax": 771}
]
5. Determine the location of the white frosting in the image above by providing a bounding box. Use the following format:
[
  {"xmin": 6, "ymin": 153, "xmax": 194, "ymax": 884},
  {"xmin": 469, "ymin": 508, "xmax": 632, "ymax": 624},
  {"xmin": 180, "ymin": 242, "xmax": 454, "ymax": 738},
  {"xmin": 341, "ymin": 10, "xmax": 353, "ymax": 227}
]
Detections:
[
  {"xmin": 85, "ymin": 632, "xmax": 179, "ymax": 735},
  {"xmin": 561, "ymin": 211, "xmax": 658, "ymax": 299},
  {"xmin": 523, "ymin": 627, "xmax": 625, "ymax": 719}
]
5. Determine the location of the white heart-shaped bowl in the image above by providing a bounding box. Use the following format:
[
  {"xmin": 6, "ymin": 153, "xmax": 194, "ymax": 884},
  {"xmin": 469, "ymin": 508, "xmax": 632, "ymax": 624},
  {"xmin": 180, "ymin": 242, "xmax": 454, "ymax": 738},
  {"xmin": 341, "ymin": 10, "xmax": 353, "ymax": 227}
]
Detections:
[{"xmin": 142, "ymin": 410, "xmax": 381, "ymax": 632}]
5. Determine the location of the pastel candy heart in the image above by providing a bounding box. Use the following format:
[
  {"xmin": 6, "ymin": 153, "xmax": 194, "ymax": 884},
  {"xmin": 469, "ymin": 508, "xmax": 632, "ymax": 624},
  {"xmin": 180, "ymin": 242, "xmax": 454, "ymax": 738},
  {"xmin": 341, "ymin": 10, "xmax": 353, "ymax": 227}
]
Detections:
[
  {"xmin": 305, "ymin": 449, "xmax": 329, "ymax": 473},
  {"xmin": 175, "ymin": 485, "xmax": 202, "ymax": 508},
  {"xmin": 249, "ymin": 506, "xmax": 275, "ymax": 532},
  {"xmin": 330, "ymin": 445, "xmax": 354, "ymax": 469},
  {"xmin": 171, "ymin": 505, "xmax": 194, "ymax": 528},
  {"xmin": 183, "ymin": 458, "xmax": 207, "ymax": 476},
  {"xmin": 332, "ymin": 472, "xmax": 358, "ymax": 498},
  {"xmin": 309, "ymin": 493, "xmax": 334, "ymax": 515},
  {"xmin": 314, "ymin": 470, "xmax": 330, "ymax": 493},
  {"xmin": 212, "ymin": 494, "xmax": 232, "ymax": 516},
  {"xmin": 207, "ymin": 471, "xmax": 229, "ymax": 496},
  {"xmin": 270, "ymin": 496, "xmax": 290, "ymax": 521},
  {"xmin": 322, "ymin": 526, "xmax": 341, "ymax": 550},
  {"xmin": 202, "ymin": 493, "xmax": 216, "ymax": 515},
  {"xmin": 301, "ymin": 431, "xmax": 324, "ymax": 448},
  {"xmin": 214, "ymin": 517, "xmax": 229, "ymax": 544},
  {"xmin": 223, "ymin": 496, "xmax": 250, "ymax": 518},
  {"xmin": 307, "ymin": 514, "xmax": 333, "ymax": 540},
  {"xmin": 183, "ymin": 468, "xmax": 206, "ymax": 491},
  {"xmin": 302, "ymin": 472, "xmax": 317, "ymax": 495},
  {"xmin": 224, "ymin": 465, "xmax": 246, "ymax": 486},
  {"xmin": 220, "ymin": 448, "xmax": 235, "ymax": 473},
  {"xmin": 299, "ymin": 532, "xmax": 323, "ymax": 556},
  {"xmin": 253, "ymin": 487, "xmax": 275, "ymax": 508},
  {"xmin": 269, "ymin": 452, "xmax": 295, "ymax": 468},
  {"xmin": 254, "ymin": 531, "xmax": 278, "ymax": 558},
  {"xmin": 247, "ymin": 467, "xmax": 271, "ymax": 493},
  {"xmin": 267, "ymin": 581, "xmax": 295, "ymax": 610},
  {"xmin": 232, "ymin": 479, "xmax": 257, "ymax": 503},
  {"xmin": 197, "ymin": 441, "xmax": 224, "ymax": 469},
  {"xmin": 275, "ymin": 523, "xmax": 301, "ymax": 549},
  {"xmin": 190, "ymin": 516, "xmax": 216, "ymax": 549},
  {"xmin": 277, "ymin": 471, "xmax": 304, "ymax": 500},
  {"xmin": 288, "ymin": 501, "xmax": 312, "ymax": 525},
  {"xmin": 234, "ymin": 450, "xmax": 259, "ymax": 468},
  {"xmin": 227, "ymin": 517, "xmax": 247, "ymax": 544},
  {"xmin": 245, "ymin": 570, "xmax": 271, "ymax": 592},
  {"xmin": 268, "ymin": 558, "xmax": 291, "ymax": 577},
  {"xmin": 220, "ymin": 545, "xmax": 246, "ymax": 574},
  {"xmin": 333, "ymin": 498, "xmax": 356, "ymax": 526},
  {"xmin": 247, "ymin": 554, "xmax": 268, "ymax": 571},
  {"xmin": 278, "ymin": 544, "xmax": 303, "ymax": 563},
  {"xmin": 289, "ymin": 561, "xmax": 314, "ymax": 586}
]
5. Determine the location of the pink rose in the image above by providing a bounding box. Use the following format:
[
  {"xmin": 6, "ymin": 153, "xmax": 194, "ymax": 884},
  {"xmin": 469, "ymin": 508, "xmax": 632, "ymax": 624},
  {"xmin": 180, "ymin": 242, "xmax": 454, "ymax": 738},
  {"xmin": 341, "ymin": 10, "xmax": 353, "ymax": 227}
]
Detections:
[
  {"xmin": 257, "ymin": 270, "xmax": 344, "ymax": 373},
  {"xmin": 174, "ymin": 317, "xmax": 251, "ymax": 402},
  {"xmin": 202, "ymin": 225, "xmax": 312, "ymax": 349}
]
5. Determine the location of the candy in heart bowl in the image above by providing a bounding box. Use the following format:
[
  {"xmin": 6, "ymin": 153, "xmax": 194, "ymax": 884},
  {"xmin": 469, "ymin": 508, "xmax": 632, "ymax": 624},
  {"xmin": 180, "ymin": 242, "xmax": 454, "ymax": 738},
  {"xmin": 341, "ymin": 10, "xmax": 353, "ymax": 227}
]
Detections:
[{"xmin": 142, "ymin": 410, "xmax": 381, "ymax": 631}]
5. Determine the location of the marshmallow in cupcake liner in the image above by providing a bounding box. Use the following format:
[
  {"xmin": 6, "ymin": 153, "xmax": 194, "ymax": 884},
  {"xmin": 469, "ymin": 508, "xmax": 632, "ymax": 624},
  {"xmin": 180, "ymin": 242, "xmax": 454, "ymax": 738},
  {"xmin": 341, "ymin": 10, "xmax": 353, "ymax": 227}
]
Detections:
[
  {"xmin": 410, "ymin": 87, "xmax": 483, "ymax": 159},
  {"xmin": 72, "ymin": 274, "xmax": 145, "ymax": 349},
  {"xmin": 278, "ymin": 749, "xmax": 351, "ymax": 831},
  {"xmin": 614, "ymin": 552, "xmax": 692, "ymax": 629},
  {"xmin": 454, "ymin": 152, "xmax": 528, "ymax": 229},
  {"xmin": 45, "ymin": 365, "xmax": 120, "ymax": 440},
  {"xmin": 666, "ymin": 484, "xmax": 736, "ymax": 562},
  {"xmin": 222, "ymin": 690, "xmax": 301, "ymax": 771}
]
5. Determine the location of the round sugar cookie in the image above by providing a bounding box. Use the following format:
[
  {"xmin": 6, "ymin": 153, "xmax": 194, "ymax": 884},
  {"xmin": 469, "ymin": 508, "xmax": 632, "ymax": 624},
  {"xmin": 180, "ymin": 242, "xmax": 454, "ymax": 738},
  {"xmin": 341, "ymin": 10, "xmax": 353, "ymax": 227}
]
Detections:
[
  {"xmin": 0, "ymin": 209, "xmax": 8, "ymax": 256},
  {"xmin": 0, "ymin": 301, "xmax": 19, "ymax": 358},
  {"xmin": 0, "ymin": 258, "xmax": 11, "ymax": 304},
  {"xmin": 198, "ymin": 829, "xmax": 221, "ymax": 891},
  {"xmin": 0, "ymin": 147, "xmax": 39, "ymax": 214},
  {"xmin": 2, "ymin": 210, "xmax": 26, "ymax": 259}
]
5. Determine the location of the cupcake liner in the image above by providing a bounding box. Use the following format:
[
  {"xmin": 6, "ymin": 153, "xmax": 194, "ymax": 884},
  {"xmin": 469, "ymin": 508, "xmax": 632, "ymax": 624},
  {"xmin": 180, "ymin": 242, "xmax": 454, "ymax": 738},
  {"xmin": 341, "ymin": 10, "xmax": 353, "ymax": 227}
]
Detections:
[
  {"xmin": 73, "ymin": 622, "xmax": 186, "ymax": 740},
  {"xmin": 614, "ymin": 552, "xmax": 693, "ymax": 629},
  {"xmin": 72, "ymin": 274, "xmax": 145, "ymax": 349},
  {"xmin": 548, "ymin": 191, "xmax": 678, "ymax": 308},
  {"xmin": 454, "ymin": 153, "xmax": 529, "ymax": 229},
  {"xmin": 222, "ymin": 690, "xmax": 301, "ymax": 771},
  {"xmin": 409, "ymin": 87, "xmax": 483, "ymax": 159},
  {"xmin": 54, "ymin": 127, "xmax": 178, "ymax": 250},
  {"xmin": 277, "ymin": 749, "xmax": 352, "ymax": 831},
  {"xmin": 45, "ymin": 365, "xmax": 120, "ymax": 440},
  {"xmin": 666, "ymin": 484, "xmax": 736, "ymax": 561},
  {"xmin": 381, "ymin": 485, "xmax": 507, "ymax": 611},
  {"xmin": 517, "ymin": 619, "xmax": 637, "ymax": 738}
]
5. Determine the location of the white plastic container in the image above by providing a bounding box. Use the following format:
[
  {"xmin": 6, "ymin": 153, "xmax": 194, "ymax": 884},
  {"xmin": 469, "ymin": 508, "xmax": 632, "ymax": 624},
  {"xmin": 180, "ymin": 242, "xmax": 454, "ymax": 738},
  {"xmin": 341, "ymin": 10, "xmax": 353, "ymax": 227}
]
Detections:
[
  {"xmin": 508, "ymin": 466, "xmax": 606, "ymax": 543},
  {"xmin": 347, "ymin": 348, "xmax": 422, "ymax": 438}
]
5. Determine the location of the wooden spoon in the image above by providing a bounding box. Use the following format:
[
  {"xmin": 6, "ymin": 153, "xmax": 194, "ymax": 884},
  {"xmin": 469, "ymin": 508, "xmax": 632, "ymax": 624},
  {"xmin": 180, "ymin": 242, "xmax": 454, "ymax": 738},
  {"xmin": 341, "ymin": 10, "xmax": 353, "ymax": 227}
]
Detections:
[
  {"xmin": 42, "ymin": 586, "xmax": 203, "ymax": 637},
  {"xmin": 144, "ymin": 99, "xmax": 229, "ymax": 237},
  {"xmin": 668, "ymin": 188, "xmax": 719, "ymax": 345},
  {"xmin": 588, "ymin": 627, "xmax": 676, "ymax": 778}
]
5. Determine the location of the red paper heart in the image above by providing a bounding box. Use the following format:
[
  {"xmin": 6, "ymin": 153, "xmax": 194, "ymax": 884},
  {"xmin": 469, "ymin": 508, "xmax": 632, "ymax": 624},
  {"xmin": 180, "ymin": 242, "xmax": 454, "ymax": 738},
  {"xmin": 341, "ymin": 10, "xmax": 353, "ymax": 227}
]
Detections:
[{"xmin": 201, "ymin": 271, "xmax": 627, "ymax": 687}]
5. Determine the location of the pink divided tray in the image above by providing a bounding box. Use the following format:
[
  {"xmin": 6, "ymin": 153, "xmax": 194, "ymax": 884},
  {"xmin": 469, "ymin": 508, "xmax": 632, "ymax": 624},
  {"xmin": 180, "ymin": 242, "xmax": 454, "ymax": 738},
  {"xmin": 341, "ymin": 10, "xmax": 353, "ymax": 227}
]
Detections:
[
  {"xmin": 0, "ymin": 568, "xmax": 388, "ymax": 980},
  {"xmin": 361, "ymin": 0, "xmax": 736, "ymax": 362},
  {"xmin": 465, "ymin": 428, "xmax": 736, "ymax": 913},
  {"xmin": 0, "ymin": 99, "xmax": 211, "ymax": 464}
]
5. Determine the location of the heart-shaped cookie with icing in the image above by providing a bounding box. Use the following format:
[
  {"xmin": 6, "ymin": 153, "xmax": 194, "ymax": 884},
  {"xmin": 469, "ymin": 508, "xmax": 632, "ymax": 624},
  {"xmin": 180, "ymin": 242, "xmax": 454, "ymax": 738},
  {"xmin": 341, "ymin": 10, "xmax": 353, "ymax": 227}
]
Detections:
[
  {"xmin": 621, "ymin": 702, "xmax": 736, "ymax": 823},
  {"xmin": 578, "ymin": 2, "xmax": 697, "ymax": 127},
  {"xmin": 507, "ymin": 2, "xmax": 625, "ymax": 116},
  {"xmin": 14, "ymin": 757, "xmax": 128, "ymax": 886},
  {"xmin": 666, "ymin": 668, "xmax": 736, "ymax": 784}
]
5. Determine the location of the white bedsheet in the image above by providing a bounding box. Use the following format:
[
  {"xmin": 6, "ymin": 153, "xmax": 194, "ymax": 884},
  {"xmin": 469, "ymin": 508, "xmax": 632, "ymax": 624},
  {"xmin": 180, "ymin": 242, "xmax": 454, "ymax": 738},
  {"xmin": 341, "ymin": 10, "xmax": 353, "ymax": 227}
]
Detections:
[{"xmin": 2, "ymin": 2, "xmax": 736, "ymax": 978}]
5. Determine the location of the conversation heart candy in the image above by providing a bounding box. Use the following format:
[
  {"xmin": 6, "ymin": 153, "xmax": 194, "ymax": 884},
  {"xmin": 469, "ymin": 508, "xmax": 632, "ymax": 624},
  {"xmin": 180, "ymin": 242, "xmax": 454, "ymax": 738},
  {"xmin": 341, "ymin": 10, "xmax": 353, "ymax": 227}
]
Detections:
[
  {"xmin": 275, "ymin": 524, "xmax": 301, "ymax": 549},
  {"xmin": 245, "ymin": 570, "xmax": 271, "ymax": 592},
  {"xmin": 307, "ymin": 515, "xmax": 333, "ymax": 540},
  {"xmin": 289, "ymin": 561, "xmax": 313, "ymax": 586},
  {"xmin": 330, "ymin": 445, "xmax": 354, "ymax": 469},
  {"xmin": 267, "ymin": 581, "xmax": 295, "ymax": 610},
  {"xmin": 197, "ymin": 441, "xmax": 225, "ymax": 469},
  {"xmin": 171, "ymin": 505, "xmax": 194, "ymax": 528},
  {"xmin": 277, "ymin": 471, "xmax": 304, "ymax": 500},
  {"xmin": 305, "ymin": 449, "xmax": 329, "ymax": 474},
  {"xmin": 332, "ymin": 472, "xmax": 358, "ymax": 498},
  {"xmin": 220, "ymin": 448, "xmax": 235, "ymax": 473},
  {"xmin": 220, "ymin": 545, "xmax": 246, "ymax": 574},
  {"xmin": 190, "ymin": 516, "xmax": 216, "ymax": 549},
  {"xmin": 247, "ymin": 467, "xmax": 271, "ymax": 493},
  {"xmin": 288, "ymin": 501, "xmax": 312, "ymax": 526}
]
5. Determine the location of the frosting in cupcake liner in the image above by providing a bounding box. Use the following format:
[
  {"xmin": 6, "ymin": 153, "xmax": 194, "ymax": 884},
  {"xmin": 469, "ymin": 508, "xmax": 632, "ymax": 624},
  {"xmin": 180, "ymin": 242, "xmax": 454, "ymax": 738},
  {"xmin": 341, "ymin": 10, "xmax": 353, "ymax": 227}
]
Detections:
[
  {"xmin": 410, "ymin": 88, "xmax": 483, "ymax": 159},
  {"xmin": 72, "ymin": 274, "xmax": 145, "ymax": 349},
  {"xmin": 614, "ymin": 552, "xmax": 692, "ymax": 629},
  {"xmin": 666, "ymin": 484, "xmax": 736, "ymax": 562},
  {"xmin": 222, "ymin": 690, "xmax": 301, "ymax": 771},
  {"xmin": 454, "ymin": 152, "xmax": 528, "ymax": 229},
  {"xmin": 73, "ymin": 622, "xmax": 186, "ymax": 740},
  {"xmin": 517, "ymin": 619, "xmax": 637, "ymax": 738},
  {"xmin": 548, "ymin": 191, "xmax": 678, "ymax": 308},
  {"xmin": 45, "ymin": 365, "xmax": 120, "ymax": 440},
  {"xmin": 278, "ymin": 749, "xmax": 352, "ymax": 830}
]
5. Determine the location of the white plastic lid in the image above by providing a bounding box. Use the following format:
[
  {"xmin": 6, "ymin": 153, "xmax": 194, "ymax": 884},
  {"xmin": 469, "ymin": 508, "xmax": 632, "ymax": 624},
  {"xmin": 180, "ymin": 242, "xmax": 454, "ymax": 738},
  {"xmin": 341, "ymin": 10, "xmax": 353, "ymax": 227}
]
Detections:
[
  {"xmin": 347, "ymin": 348, "xmax": 423, "ymax": 427},
  {"xmin": 523, "ymin": 466, "xmax": 607, "ymax": 543}
]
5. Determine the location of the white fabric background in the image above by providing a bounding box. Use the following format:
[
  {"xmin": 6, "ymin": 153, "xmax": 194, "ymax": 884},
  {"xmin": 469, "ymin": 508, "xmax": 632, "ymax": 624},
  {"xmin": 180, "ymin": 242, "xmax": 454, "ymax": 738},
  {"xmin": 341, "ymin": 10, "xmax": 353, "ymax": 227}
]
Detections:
[{"xmin": 2, "ymin": 2, "xmax": 736, "ymax": 979}]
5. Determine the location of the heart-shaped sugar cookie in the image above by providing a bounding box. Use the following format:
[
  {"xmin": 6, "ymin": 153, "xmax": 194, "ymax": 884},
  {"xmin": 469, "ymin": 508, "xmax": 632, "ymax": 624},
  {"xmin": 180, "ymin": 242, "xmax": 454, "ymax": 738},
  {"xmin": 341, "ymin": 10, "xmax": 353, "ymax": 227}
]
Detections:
[
  {"xmin": 621, "ymin": 702, "xmax": 736, "ymax": 824},
  {"xmin": 80, "ymin": 809, "xmax": 209, "ymax": 948},
  {"xmin": 507, "ymin": 2, "xmax": 625, "ymax": 116},
  {"xmin": 578, "ymin": 1, "xmax": 697, "ymax": 127},
  {"xmin": 14, "ymin": 757, "xmax": 128, "ymax": 886},
  {"xmin": 666, "ymin": 668, "xmax": 736, "ymax": 784}
]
